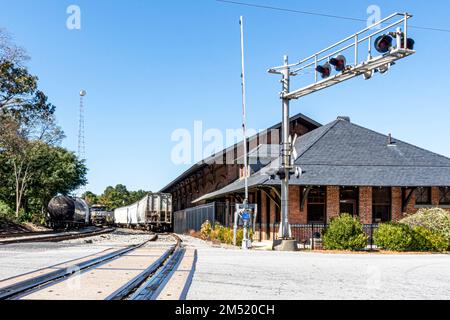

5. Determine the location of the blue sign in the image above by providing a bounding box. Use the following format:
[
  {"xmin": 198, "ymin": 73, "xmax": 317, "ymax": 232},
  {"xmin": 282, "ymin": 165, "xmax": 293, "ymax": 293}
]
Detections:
[{"xmin": 241, "ymin": 211, "xmax": 250, "ymax": 221}]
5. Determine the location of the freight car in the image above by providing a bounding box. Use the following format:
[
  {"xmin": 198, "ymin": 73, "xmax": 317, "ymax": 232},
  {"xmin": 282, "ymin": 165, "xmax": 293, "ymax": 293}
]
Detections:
[
  {"xmin": 47, "ymin": 196, "xmax": 90, "ymax": 230},
  {"xmin": 113, "ymin": 193, "xmax": 172, "ymax": 231},
  {"xmin": 90, "ymin": 204, "xmax": 113, "ymax": 226}
]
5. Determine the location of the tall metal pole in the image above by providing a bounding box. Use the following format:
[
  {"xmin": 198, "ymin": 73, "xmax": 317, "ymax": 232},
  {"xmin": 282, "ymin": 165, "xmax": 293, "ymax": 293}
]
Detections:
[
  {"xmin": 240, "ymin": 16, "xmax": 249, "ymax": 205},
  {"xmin": 280, "ymin": 55, "xmax": 291, "ymax": 239},
  {"xmin": 78, "ymin": 90, "xmax": 87, "ymax": 161}
]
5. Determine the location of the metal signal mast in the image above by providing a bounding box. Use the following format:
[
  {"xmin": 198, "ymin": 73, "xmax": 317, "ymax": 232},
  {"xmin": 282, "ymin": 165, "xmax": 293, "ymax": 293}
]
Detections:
[
  {"xmin": 268, "ymin": 13, "xmax": 415, "ymax": 250},
  {"xmin": 78, "ymin": 90, "xmax": 87, "ymax": 161}
]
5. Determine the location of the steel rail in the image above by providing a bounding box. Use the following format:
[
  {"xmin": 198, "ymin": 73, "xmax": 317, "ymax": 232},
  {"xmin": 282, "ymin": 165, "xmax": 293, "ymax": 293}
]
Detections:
[
  {"xmin": 103, "ymin": 233, "xmax": 183, "ymax": 300},
  {"xmin": 0, "ymin": 227, "xmax": 115, "ymax": 245},
  {"xmin": 0, "ymin": 234, "xmax": 157, "ymax": 300},
  {"xmin": 126, "ymin": 234, "xmax": 185, "ymax": 300},
  {"xmin": 0, "ymin": 230, "xmax": 56, "ymax": 239}
]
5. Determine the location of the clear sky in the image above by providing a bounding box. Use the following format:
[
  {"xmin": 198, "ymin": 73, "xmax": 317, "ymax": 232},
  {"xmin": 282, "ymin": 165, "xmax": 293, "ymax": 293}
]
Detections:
[{"xmin": 1, "ymin": 0, "xmax": 449, "ymax": 194}]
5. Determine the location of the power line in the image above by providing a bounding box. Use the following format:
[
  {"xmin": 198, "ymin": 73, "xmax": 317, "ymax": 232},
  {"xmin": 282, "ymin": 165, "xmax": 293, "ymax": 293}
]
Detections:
[{"xmin": 216, "ymin": 0, "xmax": 450, "ymax": 33}]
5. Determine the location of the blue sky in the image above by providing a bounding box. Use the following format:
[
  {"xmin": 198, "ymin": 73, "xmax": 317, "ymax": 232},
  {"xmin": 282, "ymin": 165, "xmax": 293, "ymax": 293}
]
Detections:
[{"xmin": 1, "ymin": 0, "xmax": 449, "ymax": 194}]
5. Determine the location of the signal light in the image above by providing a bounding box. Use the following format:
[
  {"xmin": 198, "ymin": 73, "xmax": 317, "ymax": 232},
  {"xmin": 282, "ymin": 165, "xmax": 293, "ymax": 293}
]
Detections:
[
  {"xmin": 329, "ymin": 55, "xmax": 347, "ymax": 72},
  {"xmin": 315, "ymin": 63, "xmax": 331, "ymax": 79},
  {"xmin": 375, "ymin": 35, "xmax": 393, "ymax": 53},
  {"xmin": 277, "ymin": 168, "xmax": 286, "ymax": 180},
  {"xmin": 400, "ymin": 35, "xmax": 415, "ymax": 50}
]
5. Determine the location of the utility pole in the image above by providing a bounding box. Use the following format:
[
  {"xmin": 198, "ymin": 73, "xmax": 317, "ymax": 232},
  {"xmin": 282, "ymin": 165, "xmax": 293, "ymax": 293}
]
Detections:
[
  {"xmin": 240, "ymin": 16, "xmax": 249, "ymax": 205},
  {"xmin": 280, "ymin": 55, "xmax": 291, "ymax": 240}
]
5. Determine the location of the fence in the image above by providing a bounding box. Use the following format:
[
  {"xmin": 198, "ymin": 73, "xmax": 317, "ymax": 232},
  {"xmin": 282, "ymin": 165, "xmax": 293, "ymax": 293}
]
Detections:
[
  {"xmin": 173, "ymin": 202, "xmax": 235, "ymax": 234},
  {"xmin": 253, "ymin": 223, "xmax": 379, "ymax": 250}
]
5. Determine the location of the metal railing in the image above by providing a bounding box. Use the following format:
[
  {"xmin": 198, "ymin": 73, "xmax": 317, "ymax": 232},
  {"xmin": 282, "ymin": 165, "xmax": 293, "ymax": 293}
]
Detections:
[
  {"xmin": 268, "ymin": 12, "xmax": 415, "ymax": 100},
  {"xmin": 256, "ymin": 223, "xmax": 379, "ymax": 250}
]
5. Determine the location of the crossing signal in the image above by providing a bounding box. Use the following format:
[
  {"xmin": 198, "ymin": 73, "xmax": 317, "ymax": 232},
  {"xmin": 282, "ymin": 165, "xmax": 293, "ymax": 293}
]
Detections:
[
  {"xmin": 401, "ymin": 34, "xmax": 415, "ymax": 50},
  {"xmin": 329, "ymin": 55, "xmax": 347, "ymax": 72},
  {"xmin": 375, "ymin": 35, "xmax": 393, "ymax": 53},
  {"xmin": 315, "ymin": 63, "xmax": 331, "ymax": 79}
]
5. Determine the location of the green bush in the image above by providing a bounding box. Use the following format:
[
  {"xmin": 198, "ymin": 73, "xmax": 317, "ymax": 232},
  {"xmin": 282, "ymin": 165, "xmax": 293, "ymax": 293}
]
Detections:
[
  {"xmin": 374, "ymin": 223, "xmax": 415, "ymax": 251},
  {"xmin": 411, "ymin": 226, "xmax": 449, "ymax": 252},
  {"xmin": 400, "ymin": 208, "xmax": 450, "ymax": 242},
  {"xmin": 0, "ymin": 201, "xmax": 14, "ymax": 218},
  {"xmin": 375, "ymin": 223, "xmax": 449, "ymax": 252},
  {"xmin": 322, "ymin": 214, "xmax": 368, "ymax": 250}
]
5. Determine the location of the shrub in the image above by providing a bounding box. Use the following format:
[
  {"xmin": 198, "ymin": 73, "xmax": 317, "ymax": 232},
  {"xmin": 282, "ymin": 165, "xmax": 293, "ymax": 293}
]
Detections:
[
  {"xmin": 322, "ymin": 214, "xmax": 368, "ymax": 250},
  {"xmin": 0, "ymin": 201, "xmax": 14, "ymax": 218},
  {"xmin": 411, "ymin": 226, "xmax": 449, "ymax": 253},
  {"xmin": 374, "ymin": 223, "xmax": 415, "ymax": 251},
  {"xmin": 400, "ymin": 208, "xmax": 450, "ymax": 242},
  {"xmin": 199, "ymin": 220, "xmax": 253, "ymax": 246},
  {"xmin": 200, "ymin": 220, "xmax": 212, "ymax": 240}
]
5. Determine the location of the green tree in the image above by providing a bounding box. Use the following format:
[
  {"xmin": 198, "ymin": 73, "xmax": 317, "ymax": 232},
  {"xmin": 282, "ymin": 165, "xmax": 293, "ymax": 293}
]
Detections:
[
  {"xmin": 24, "ymin": 145, "xmax": 87, "ymax": 214},
  {"xmin": 82, "ymin": 191, "xmax": 99, "ymax": 206},
  {"xmin": 0, "ymin": 30, "xmax": 66, "ymax": 218}
]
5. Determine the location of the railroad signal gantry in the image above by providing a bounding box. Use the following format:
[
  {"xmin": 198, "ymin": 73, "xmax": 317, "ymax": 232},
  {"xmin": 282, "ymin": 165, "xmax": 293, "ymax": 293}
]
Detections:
[{"xmin": 268, "ymin": 13, "xmax": 416, "ymax": 247}]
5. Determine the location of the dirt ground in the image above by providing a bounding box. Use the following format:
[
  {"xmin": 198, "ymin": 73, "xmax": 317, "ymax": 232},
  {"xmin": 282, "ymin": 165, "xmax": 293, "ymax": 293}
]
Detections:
[{"xmin": 0, "ymin": 218, "xmax": 50, "ymax": 235}]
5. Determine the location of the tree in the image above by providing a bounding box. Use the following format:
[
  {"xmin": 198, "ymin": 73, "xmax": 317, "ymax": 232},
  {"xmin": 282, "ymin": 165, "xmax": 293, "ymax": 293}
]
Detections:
[
  {"xmin": 82, "ymin": 191, "xmax": 99, "ymax": 206},
  {"xmin": 0, "ymin": 115, "xmax": 64, "ymax": 217},
  {"xmin": 25, "ymin": 145, "xmax": 87, "ymax": 214},
  {"xmin": 84, "ymin": 185, "xmax": 150, "ymax": 211},
  {"xmin": 0, "ymin": 30, "xmax": 65, "ymax": 217},
  {"xmin": 0, "ymin": 28, "xmax": 28, "ymax": 65}
]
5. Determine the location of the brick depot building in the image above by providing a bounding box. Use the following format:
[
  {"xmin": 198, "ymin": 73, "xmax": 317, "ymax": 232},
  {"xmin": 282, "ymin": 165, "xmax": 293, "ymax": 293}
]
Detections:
[{"xmin": 162, "ymin": 114, "xmax": 450, "ymax": 239}]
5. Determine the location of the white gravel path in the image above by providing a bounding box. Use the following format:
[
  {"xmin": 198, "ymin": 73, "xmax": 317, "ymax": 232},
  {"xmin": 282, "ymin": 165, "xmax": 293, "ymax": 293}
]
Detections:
[{"xmin": 180, "ymin": 235, "xmax": 450, "ymax": 300}]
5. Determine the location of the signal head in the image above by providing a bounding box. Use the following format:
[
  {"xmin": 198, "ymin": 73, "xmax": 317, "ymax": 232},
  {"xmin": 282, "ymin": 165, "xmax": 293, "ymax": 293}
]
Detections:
[
  {"xmin": 315, "ymin": 63, "xmax": 331, "ymax": 79},
  {"xmin": 329, "ymin": 55, "xmax": 347, "ymax": 72},
  {"xmin": 401, "ymin": 36, "xmax": 415, "ymax": 50},
  {"xmin": 375, "ymin": 35, "xmax": 393, "ymax": 53}
]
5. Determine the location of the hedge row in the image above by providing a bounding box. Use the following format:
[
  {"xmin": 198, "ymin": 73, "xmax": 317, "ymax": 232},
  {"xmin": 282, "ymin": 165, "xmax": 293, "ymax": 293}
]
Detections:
[{"xmin": 374, "ymin": 223, "xmax": 449, "ymax": 252}]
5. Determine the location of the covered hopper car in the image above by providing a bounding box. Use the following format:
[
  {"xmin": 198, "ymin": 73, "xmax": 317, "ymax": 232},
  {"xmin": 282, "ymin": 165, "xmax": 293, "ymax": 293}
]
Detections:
[{"xmin": 113, "ymin": 193, "xmax": 172, "ymax": 231}]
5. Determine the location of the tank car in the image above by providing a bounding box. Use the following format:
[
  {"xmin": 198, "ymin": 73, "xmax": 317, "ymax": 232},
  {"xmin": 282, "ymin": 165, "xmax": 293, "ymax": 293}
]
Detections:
[{"xmin": 47, "ymin": 196, "xmax": 90, "ymax": 229}]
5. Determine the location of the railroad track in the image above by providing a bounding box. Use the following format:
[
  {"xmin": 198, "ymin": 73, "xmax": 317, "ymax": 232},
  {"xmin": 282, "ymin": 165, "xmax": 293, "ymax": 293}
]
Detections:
[
  {"xmin": 0, "ymin": 227, "xmax": 115, "ymax": 245},
  {"xmin": 0, "ymin": 233, "xmax": 195, "ymax": 300}
]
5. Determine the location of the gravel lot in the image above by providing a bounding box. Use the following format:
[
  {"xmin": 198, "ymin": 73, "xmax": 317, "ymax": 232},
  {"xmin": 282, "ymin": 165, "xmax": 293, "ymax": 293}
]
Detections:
[
  {"xmin": 0, "ymin": 229, "xmax": 155, "ymax": 281},
  {"xmin": 181, "ymin": 235, "xmax": 450, "ymax": 300}
]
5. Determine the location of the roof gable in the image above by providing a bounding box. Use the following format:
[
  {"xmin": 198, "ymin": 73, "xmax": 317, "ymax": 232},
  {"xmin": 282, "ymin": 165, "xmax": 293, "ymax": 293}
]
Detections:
[{"xmin": 295, "ymin": 119, "xmax": 450, "ymax": 167}]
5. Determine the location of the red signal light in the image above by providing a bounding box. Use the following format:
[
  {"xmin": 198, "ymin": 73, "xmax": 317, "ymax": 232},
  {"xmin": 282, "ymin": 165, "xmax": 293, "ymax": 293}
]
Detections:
[
  {"xmin": 375, "ymin": 35, "xmax": 393, "ymax": 53},
  {"xmin": 400, "ymin": 34, "xmax": 415, "ymax": 50},
  {"xmin": 315, "ymin": 63, "xmax": 331, "ymax": 79},
  {"xmin": 329, "ymin": 55, "xmax": 347, "ymax": 72}
]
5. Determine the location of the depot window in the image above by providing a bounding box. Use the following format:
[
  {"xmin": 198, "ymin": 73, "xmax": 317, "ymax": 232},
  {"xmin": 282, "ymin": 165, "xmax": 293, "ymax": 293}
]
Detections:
[
  {"xmin": 440, "ymin": 187, "xmax": 450, "ymax": 205},
  {"xmin": 372, "ymin": 187, "xmax": 391, "ymax": 223},
  {"xmin": 415, "ymin": 187, "xmax": 431, "ymax": 205},
  {"xmin": 339, "ymin": 187, "xmax": 359, "ymax": 216},
  {"xmin": 307, "ymin": 186, "xmax": 326, "ymax": 223}
]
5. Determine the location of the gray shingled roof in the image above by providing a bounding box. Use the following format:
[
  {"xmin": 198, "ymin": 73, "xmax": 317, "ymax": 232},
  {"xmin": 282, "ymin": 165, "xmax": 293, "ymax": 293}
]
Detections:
[
  {"xmin": 193, "ymin": 117, "xmax": 450, "ymax": 202},
  {"xmin": 192, "ymin": 174, "xmax": 269, "ymax": 203},
  {"xmin": 269, "ymin": 117, "xmax": 450, "ymax": 187}
]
